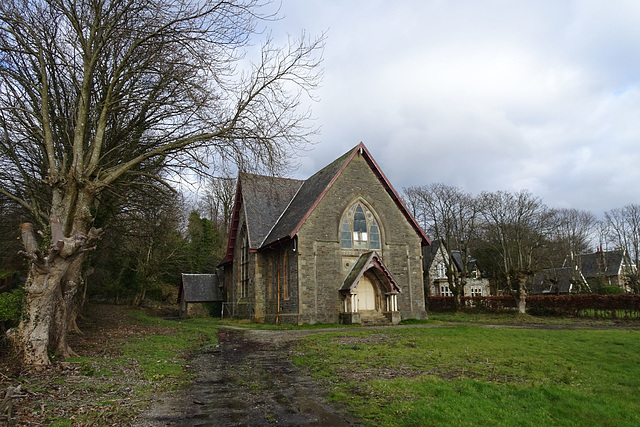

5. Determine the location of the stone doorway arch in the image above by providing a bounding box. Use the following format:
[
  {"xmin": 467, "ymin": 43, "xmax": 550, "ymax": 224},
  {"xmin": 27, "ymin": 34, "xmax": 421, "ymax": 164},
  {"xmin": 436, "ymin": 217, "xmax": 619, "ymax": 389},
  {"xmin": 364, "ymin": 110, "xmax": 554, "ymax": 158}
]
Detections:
[{"xmin": 339, "ymin": 251, "xmax": 401, "ymax": 325}]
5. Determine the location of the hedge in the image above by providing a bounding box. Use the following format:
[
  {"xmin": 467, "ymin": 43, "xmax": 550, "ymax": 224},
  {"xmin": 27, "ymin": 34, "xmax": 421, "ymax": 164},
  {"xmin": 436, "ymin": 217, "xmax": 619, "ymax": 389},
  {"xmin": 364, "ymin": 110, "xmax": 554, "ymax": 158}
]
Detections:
[{"xmin": 428, "ymin": 294, "xmax": 640, "ymax": 318}]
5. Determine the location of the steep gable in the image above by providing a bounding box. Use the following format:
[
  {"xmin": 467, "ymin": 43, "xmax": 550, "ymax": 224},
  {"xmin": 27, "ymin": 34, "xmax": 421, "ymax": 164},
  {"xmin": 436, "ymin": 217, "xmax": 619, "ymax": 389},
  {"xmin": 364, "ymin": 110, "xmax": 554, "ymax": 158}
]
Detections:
[
  {"xmin": 580, "ymin": 250, "xmax": 625, "ymax": 278},
  {"xmin": 340, "ymin": 251, "xmax": 400, "ymax": 294},
  {"xmin": 530, "ymin": 267, "xmax": 579, "ymax": 294},
  {"xmin": 423, "ymin": 239, "xmax": 444, "ymax": 271},
  {"xmin": 263, "ymin": 142, "xmax": 430, "ymax": 247},
  {"xmin": 262, "ymin": 149, "xmax": 352, "ymax": 247},
  {"xmin": 223, "ymin": 142, "xmax": 430, "ymax": 264}
]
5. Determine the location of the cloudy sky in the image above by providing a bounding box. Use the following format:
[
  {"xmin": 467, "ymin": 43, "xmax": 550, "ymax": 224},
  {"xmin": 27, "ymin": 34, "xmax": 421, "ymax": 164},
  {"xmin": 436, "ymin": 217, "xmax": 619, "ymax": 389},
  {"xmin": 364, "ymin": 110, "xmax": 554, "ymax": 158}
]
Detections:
[{"xmin": 264, "ymin": 0, "xmax": 640, "ymax": 215}]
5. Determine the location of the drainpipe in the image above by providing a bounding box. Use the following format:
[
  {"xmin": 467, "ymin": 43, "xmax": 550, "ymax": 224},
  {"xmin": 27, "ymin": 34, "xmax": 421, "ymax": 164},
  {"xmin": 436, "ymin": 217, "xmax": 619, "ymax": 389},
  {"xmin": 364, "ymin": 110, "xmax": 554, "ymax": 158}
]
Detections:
[{"xmin": 276, "ymin": 258, "xmax": 281, "ymax": 326}]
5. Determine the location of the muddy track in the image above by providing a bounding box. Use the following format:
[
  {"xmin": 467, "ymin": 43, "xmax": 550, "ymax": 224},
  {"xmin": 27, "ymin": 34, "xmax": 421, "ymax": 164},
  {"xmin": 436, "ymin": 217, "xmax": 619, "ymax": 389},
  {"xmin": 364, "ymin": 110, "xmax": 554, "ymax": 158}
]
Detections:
[{"xmin": 137, "ymin": 327, "xmax": 362, "ymax": 426}]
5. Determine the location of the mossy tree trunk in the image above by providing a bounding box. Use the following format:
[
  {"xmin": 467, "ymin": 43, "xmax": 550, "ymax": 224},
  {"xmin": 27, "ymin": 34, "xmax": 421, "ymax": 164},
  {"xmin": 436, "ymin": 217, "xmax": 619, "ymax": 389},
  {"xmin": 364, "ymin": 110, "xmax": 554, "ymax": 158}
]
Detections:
[{"xmin": 10, "ymin": 220, "xmax": 99, "ymax": 366}]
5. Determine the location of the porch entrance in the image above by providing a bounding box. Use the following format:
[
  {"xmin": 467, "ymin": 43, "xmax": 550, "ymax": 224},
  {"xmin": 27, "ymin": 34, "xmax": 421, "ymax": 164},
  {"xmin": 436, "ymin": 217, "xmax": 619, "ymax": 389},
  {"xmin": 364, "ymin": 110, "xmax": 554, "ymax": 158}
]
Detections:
[
  {"xmin": 339, "ymin": 251, "xmax": 401, "ymax": 325},
  {"xmin": 357, "ymin": 274, "xmax": 377, "ymax": 311}
]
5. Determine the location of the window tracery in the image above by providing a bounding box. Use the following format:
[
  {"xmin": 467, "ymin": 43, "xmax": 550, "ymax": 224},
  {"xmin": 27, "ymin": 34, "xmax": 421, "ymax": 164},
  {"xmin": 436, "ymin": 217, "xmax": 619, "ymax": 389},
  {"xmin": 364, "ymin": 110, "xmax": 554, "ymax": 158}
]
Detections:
[{"xmin": 340, "ymin": 202, "xmax": 381, "ymax": 250}]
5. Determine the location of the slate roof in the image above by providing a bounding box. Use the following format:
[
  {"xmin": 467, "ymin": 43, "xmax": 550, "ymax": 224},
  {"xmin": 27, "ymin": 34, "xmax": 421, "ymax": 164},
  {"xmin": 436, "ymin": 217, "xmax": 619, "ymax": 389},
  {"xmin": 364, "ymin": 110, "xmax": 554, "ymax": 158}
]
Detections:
[
  {"xmin": 530, "ymin": 267, "xmax": 576, "ymax": 294},
  {"xmin": 223, "ymin": 142, "xmax": 430, "ymax": 264},
  {"xmin": 580, "ymin": 250, "xmax": 625, "ymax": 278},
  {"xmin": 450, "ymin": 251, "xmax": 465, "ymax": 272},
  {"xmin": 422, "ymin": 241, "xmax": 466, "ymax": 273},
  {"xmin": 262, "ymin": 149, "xmax": 352, "ymax": 247},
  {"xmin": 422, "ymin": 239, "xmax": 442, "ymax": 271},
  {"xmin": 240, "ymin": 173, "xmax": 303, "ymax": 249},
  {"xmin": 179, "ymin": 274, "xmax": 221, "ymax": 302}
]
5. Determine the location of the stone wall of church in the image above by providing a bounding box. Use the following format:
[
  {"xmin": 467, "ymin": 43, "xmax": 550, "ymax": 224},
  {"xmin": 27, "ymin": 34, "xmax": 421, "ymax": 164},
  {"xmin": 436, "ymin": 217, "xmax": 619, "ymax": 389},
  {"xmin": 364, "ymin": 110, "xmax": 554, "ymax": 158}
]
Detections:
[
  {"xmin": 259, "ymin": 242, "xmax": 300, "ymax": 324},
  {"xmin": 226, "ymin": 208, "xmax": 253, "ymax": 319},
  {"xmin": 226, "ymin": 236, "xmax": 300, "ymax": 324},
  {"xmin": 296, "ymin": 152, "xmax": 427, "ymax": 324}
]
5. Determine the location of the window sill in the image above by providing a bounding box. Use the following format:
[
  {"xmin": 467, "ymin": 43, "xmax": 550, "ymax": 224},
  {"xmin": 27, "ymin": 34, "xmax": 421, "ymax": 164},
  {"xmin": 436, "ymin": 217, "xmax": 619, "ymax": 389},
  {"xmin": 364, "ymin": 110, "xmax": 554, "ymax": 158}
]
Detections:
[{"xmin": 341, "ymin": 248, "xmax": 382, "ymax": 256}]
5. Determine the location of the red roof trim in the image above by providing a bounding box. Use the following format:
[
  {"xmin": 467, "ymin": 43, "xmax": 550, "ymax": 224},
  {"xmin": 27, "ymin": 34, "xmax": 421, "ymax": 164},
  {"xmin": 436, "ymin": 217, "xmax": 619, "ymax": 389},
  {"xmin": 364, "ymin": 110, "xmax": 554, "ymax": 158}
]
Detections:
[
  {"xmin": 370, "ymin": 255, "xmax": 401, "ymax": 293},
  {"xmin": 289, "ymin": 142, "xmax": 430, "ymax": 246},
  {"xmin": 288, "ymin": 144, "xmax": 361, "ymax": 237},
  {"xmin": 340, "ymin": 251, "xmax": 401, "ymax": 294},
  {"xmin": 359, "ymin": 144, "xmax": 431, "ymax": 246},
  {"xmin": 222, "ymin": 178, "xmax": 244, "ymax": 264}
]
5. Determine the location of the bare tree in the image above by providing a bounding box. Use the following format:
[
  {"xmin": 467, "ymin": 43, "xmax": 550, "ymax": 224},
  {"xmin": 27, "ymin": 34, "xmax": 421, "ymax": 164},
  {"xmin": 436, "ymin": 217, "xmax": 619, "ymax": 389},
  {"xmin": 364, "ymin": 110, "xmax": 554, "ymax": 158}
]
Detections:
[
  {"xmin": 0, "ymin": 0, "xmax": 323, "ymax": 365},
  {"xmin": 604, "ymin": 204, "xmax": 640, "ymax": 292},
  {"xmin": 0, "ymin": 198, "xmax": 24, "ymax": 275},
  {"xmin": 478, "ymin": 190, "xmax": 552, "ymax": 313},
  {"xmin": 199, "ymin": 176, "xmax": 237, "ymax": 239},
  {"xmin": 551, "ymin": 208, "xmax": 597, "ymax": 259},
  {"xmin": 404, "ymin": 184, "xmax": 478, "ymax": 310},
  {"xmin": 549, "ymin": 208, "xmax": 597, "ymax": 290}
]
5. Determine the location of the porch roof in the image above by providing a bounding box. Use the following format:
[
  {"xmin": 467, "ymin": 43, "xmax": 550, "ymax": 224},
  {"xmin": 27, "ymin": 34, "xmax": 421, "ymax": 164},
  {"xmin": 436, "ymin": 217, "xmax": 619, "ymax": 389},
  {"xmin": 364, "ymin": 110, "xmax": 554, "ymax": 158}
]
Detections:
[{"xmin": 340, "ymin": 251, "xmax": 400, "ymax": 294}]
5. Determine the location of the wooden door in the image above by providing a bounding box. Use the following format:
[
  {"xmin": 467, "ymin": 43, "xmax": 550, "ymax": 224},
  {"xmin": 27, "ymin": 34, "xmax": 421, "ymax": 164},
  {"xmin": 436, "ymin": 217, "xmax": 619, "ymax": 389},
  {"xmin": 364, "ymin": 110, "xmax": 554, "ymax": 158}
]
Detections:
[{"xmin": 357, "ymin": 275, "xmax": 376, "ymax": 311}]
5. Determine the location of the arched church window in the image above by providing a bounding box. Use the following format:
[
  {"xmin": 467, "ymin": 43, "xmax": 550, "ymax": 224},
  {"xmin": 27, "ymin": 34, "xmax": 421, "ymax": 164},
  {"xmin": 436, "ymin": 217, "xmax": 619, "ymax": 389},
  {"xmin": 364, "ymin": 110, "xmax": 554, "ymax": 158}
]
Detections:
[{"xmin": 340, "ymin": 202, "xmax": 381, "ymax": 250}]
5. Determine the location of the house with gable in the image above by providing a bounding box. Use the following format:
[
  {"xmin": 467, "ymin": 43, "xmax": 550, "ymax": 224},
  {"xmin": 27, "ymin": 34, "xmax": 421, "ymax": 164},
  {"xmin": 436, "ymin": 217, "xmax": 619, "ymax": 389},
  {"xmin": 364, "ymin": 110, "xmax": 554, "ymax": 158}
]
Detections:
[
  {"xmin": 528, "ymin": 249, "xmax": 636, "ymax": 295},
  {"xmin": 579, "ymin": 249, "xmax": 636, "ymax": 293},
  {"xmin": 423, "ymin": 240, "xmax": 490, "ymax": 298},
  {"xmin": 529, "ymin": 267, "xmax": 589, "ymax": 295},
  {"xmin": 423, "ymin": 240, "xmax": 451, "ymax": 296},
  {"xmin": 219, "ymin": 143, "xmax": 430, "ymax": 325}
]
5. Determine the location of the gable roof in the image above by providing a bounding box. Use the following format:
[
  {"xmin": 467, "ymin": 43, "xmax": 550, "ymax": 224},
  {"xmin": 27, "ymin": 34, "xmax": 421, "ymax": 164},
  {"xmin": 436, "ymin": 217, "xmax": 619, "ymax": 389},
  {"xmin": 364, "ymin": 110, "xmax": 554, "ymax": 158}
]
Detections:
[
  {"xmin": 450, "ymin": 251, "xmax": 465, "ymax": 272},
  {"xmin": 240, "ymin": 173, "xmax": 303, "ymax": 249},
  {"xmin": 580, "ymin": 250, "xmax": 626, "ymax": 278},
  {"xmin": 223, "ymin": 142, "xmax": 430, "ymax": 263},
  {"xmin": 263, "ymin": 142, "xmax": 430, "ymax": 247},
  {"xmin": 339, "ymin": 251, "xmax": 400, "ymax": 294},
  {"xmin": 223, "ymin": 173, "xmax": 302, "ymax": 263},
  {"xmin": 530, "ymin": 267, "xmax": 577, "ymax": 294},
  {"xmin": 422, "ymin": 240, "xmax": 466, "ymax": 272},
  {"xmin": 423, "ymin": 239, "xmax": 444, "ymax": 271},
  {"xmin": 262, "ymin": 149, "xmax": 353, "ymax": 247}
]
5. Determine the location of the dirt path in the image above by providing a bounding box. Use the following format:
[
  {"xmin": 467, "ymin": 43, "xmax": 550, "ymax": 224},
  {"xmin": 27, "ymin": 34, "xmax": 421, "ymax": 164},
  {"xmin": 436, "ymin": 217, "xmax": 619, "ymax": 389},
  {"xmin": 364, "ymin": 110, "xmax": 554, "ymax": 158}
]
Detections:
[
  {"xmin": 136, "ymin": 320, "xmax": 640, "ymax": 426},
  {"xmin": 137, "ymin": 327, "xmax": 363, "ymax": 426}
]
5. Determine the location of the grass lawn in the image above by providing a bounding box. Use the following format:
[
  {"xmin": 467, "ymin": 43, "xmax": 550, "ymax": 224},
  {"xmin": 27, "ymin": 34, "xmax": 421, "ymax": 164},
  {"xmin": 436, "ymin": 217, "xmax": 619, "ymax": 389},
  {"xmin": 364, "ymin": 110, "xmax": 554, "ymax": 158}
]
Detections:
[
  {"xmin": 293, "ymin": 325, "xmax": 640, "ymax": 426},
  {"xmin": 2, "ymin": 305, "xmax": 220, "ymax": 425},
  {"xmin": 425, "ymin": 311, "xmax": 629, "ymax": 326}
]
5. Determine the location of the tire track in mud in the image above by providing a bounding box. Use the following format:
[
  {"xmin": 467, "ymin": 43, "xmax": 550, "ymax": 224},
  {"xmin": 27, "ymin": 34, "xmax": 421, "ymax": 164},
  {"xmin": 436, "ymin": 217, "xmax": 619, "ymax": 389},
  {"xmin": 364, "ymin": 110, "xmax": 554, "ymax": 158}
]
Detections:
[{"xmin": 138, "ymin": 328, "xmax": 361, "ymax": 426}]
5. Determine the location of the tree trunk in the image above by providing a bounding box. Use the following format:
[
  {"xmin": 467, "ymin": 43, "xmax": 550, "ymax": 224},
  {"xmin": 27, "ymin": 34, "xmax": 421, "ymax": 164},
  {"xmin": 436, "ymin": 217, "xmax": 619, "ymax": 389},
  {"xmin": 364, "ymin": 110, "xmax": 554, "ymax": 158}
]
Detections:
[
  {"xmin": 52, "ymin": 255, "xmax": 85, "ymax": 357},
  {"xmin": 454, "ymin": 291, "xmax": 462, "ymax": 311},
  {"xmin": 10, "ymin": 221, "xmax": 99, "ymax": 365},
  {"xmin": 517, "ymin": 278, "xmax": 527, "ymax": 314},
  {"xmin": 9, "ymin": 259, "xmax": 72, "ymax": 365}
]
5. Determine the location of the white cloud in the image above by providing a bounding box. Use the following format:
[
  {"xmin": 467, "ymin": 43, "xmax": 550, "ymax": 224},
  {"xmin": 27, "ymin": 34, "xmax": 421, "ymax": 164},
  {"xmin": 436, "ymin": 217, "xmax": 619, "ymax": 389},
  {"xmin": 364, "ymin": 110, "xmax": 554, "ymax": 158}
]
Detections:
[{"xmin": 274, "ymin": 0, "xmax": 640, "ymax": 214}]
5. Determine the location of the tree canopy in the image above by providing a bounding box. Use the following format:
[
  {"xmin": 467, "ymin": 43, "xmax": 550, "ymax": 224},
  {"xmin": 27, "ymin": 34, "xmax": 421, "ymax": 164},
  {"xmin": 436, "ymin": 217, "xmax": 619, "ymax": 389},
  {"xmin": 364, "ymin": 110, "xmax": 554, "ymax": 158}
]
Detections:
[
  {"xmin": 0, "ymin": 0, "xmax": 323, "ymax": 365},
  {"xmin": 0, "ymin": 0, "xmax": 323, "ymax": 230}
]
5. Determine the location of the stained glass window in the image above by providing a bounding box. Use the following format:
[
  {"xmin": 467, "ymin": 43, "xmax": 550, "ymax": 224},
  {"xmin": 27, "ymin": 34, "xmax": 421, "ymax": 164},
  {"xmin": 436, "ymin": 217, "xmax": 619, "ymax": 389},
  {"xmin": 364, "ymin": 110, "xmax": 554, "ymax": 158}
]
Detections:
[{"xmin": 340, "ymin": 202, "xmax": 381, "ymax": 250}]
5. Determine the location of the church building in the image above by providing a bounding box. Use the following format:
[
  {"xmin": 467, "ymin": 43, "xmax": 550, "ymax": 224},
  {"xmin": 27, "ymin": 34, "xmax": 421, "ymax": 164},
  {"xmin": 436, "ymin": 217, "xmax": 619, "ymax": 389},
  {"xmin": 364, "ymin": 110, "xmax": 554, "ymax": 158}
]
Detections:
[{"xmin": 220, "ymin": 143, "xmax": 430, "ymax": 325}]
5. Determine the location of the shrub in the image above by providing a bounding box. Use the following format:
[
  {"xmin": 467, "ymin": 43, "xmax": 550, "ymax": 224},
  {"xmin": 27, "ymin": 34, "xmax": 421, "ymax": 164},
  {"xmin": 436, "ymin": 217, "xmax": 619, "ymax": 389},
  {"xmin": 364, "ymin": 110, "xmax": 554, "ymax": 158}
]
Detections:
[
  {"xmin": 429, "ymin": 294, "xmax": 640, "ymax": 318},
  {"xmin": 599, "ymin": 285, "xmax": 623, "ymax": 295}
]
